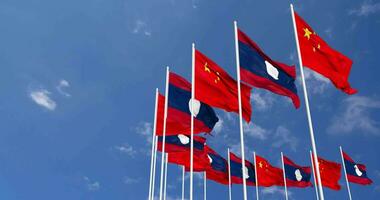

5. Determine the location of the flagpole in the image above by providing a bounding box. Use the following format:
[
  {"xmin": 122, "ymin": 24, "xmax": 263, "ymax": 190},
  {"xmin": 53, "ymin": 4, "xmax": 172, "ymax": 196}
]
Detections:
[
  {"xmin": 228, "ymin": 148, "xmax": 232, "ymax": 200},
  {"xmin": 281, "ymin": 152, "xmax": 289, "ymax": 200},
  {"xmin": 290, "ymin": 4, "xmax": 325, "ymax": 200},
  {"xmin": 159, "ymin": 67, "xmax": 170, "ymax": 200},
  {"xmin": 234, "ymin": 20, "xmax": 248, "ymax": 200},
  {"xmin": 253, "ymin": 152, "xmax": 259, "ymax": 200},
  {"xmin": 204, "ymin": 171, "xmax": 207, "ymax": 200},
  {"xmin": 340, "ymin": 146, "xmax": 353, "ymax": 200},
  {"xmin": 310, "ymin": 150, "xmax": 319, "ymax": 200},
  {"xmin": 190, "ymin": 43, "xmax": 195, "ymax": 200},
  {"xmin": 181, "ymin": 166, "xmax": 185, "ymax": 200},
  {"xmin": 152, "ymin": 136, "xmax": 159, "ymax": 200},
  {"xmin": 164, "ymin": 153, "xmax": 168, "ymax": 200},
  {"xmin": 148, "ymin": 89, "xmax": 159, "ymax": 200}
]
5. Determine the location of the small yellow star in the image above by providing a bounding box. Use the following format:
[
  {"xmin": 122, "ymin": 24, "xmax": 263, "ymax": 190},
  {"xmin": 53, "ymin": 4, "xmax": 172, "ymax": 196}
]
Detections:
[
  {"xmin": 303, "ymin": 28, "xmax": 312, "ymax": 40},
  {"xmin": 313, "ymin": 44, "xmax": 321, "ymax": 52},
  {"xmin": 259, "ymin": 161, "xmax": 263, "ymax": 168}
]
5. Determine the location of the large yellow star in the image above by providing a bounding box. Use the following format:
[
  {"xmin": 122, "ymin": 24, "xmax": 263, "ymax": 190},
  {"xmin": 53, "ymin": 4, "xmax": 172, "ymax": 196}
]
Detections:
[{"xmin": 303, "ymin": 28, "xmax": 312, "ymax": 40}]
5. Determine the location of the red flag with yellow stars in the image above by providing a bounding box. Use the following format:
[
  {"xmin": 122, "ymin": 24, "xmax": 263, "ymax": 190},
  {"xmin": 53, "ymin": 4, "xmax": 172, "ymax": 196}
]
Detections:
[
  {"xmin": 255, "ymin": 154, "xmax": 284, "ymax": 187},
  {"xmin": 195, "ymin": 49, "xmax": 252, "ymax": 122},
  {"xmin": 294, "ymin": 12, "xmax": 357, "ymax": 95},
  {"xmin": 313, "ymin": 156, "xmax": 342, "ymax": 190}
]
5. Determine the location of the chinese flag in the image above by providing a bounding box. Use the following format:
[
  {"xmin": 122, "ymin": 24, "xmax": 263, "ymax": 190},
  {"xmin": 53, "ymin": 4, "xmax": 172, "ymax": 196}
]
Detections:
[
  {"xmin": 294, "ymin": 12, "xmax": 357, "ymax": 94},
  {"xmin": 314, "ymin": 156, "xmax": 342, "ymax": 190},
  {"xmin": 195, "ymin": 49, "xmax": 252, "ymax": 122},
  {"xmin": 255, "ymin": 155, "xmax": 284, "ymax": 187}
]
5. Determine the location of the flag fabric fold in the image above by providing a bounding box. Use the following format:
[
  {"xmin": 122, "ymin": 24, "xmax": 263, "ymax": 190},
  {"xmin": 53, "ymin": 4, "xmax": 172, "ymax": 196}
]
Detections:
[
  {"xmin": 157, "ymin": 134, "xmax": 206, "ymax": 153},
  {"xmin": 195, "ymin": 49, "xmax": 252, "ymax": 122},
  {"xmin": 294, "ymin": 12, "xmax": 357, "ymax": 94},
  {"xmin": 168, "ymin": 150, "xmax": 210, "ymax": 172},
  {"xmin": 314, "ymin": 156, "xmax": 342, "ymax": 190},
  {"xmin": 204, "ymin": 146, "xmax": 229, "ymax": 185},
  {"xmin": 342, "ymin": 151, "xmax": 373, "ymax": 185},
  {"xmin": 238, "ymin": 28, "xmax": 300, "ymax": 108},
  {"xmin": 155, "ymin": 72, "xmax": 219, "ymax": 136},
  {"xmin": 229, "ymin": 152, "xmax": 256, "ymax": 185},
  {"xmin": 283, "ymin": 155, "xmax": 312, "ymax": 187},
  {"xmin": 255, "ymin": 155, "xmax": 284, "ymax": 187}
]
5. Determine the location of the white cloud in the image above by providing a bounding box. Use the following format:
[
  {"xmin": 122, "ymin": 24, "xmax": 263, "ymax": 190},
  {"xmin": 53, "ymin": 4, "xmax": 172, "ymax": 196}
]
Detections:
[
  {"xmin": 29, "ymin": 89, "xmax": 57, "ymax": 111},
  {"xmin": 302, "ymin": 68, "xmax": 330, "ymax": 94},
  {"xmin": 114, "ymin": 143, "xmax": 137, "ymax": 157},
  {"xmin": 328, "ymin": 95, "xmax": 380, "ymax": 135},
  {"xmin": 349, "ymin": 1, "xmax": 380, "ymax": 16},
  {"xmin": 136, "ymin": 122, "xmax": 153, "ymax": 143},
  {"xmin": 252, "ymin": 91, "xmax": 275, "ymax": 111},
  {"xmin": 83, "ymin": 176, "xmax": 100, "ymax": 191},
  {"xmin": 262, "ymin": 187, "xmax": 292, "ymax": 198},
  {"xmin": 56, "ymin": 79, "xmax": 71, "ymax": 97},
  {"xmin": 244, "ymin": 123, "xmax": 269, "ymax": 140},
  {"xmin": 324, "ymin": 27, "xmax": 333, "ymax": 39},
  {"xmin": 124, "ymin": 176, "xmax": 140, "ymax": 184},
  {"xmin": 213, "ymin": 119, "xmax": 223, "ymax": 134},
  {"xmin": 132, "ymin": 20, "xmax": 151, "ymax": 36},
  {"xmin": 272, "ymin": 126, "xmax": 298, "ymax": 152}
]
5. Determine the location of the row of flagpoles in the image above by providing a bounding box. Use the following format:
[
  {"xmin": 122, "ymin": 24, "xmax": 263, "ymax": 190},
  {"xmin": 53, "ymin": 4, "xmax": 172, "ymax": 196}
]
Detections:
[{"xmin": 146, "ymin": 4, "xmax": 370, "ymax": 200}]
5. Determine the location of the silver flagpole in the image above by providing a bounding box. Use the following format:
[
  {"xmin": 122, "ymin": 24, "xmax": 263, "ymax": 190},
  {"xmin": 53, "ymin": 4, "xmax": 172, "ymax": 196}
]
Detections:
[
  {"xmin": 163, "ymin": 153, "xmax": 168, "ymax": 200},
  {"xmin": 340, "ymin": 146, "xmax": 353, "ymax": 200},
  {"xmin": 182, "ymin": 166, "xmax": 185, "ymax": 200},
  {"xmin": 253, "ymin": 152, "xmax": 259, "ymax": 200},
  {"xmin": 148, "ymin": 89, "xmax": 159, "ymax": 200},
  {"xmin": 310, "ymin": 151, "xmax": 320, "ymax": 200},
  {"xmin": 228, "ymin": 148, "xmax": 232, "ymax": 200},
  {"xmin": 281, "ymin": 152, "xmax": 289, "ymax": 200},
  {"xmin": 159, "ymin": 67, "xmax": 170, "ymax": 200},
  {"xmin": 190, "ymin": 43, "xmax": 195, "ymax": 200},
  {"xmin": 152, "ymin": 136, "xmax": 159, "ymax": 200},
  {"xmin": 204, "ymin": 172, "xmax": 207, "ymax": 200},
  {"xmin": 290, "ymin": 4, "xmax": 325, "ymax": 200},
  {"xmin": 233, "ymin": 20, "xmax": 248, "ymax": 200}
]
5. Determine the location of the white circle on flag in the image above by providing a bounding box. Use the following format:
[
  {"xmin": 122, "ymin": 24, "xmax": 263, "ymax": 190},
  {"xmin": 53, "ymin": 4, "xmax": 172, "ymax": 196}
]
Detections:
[
  {"xmin": 188, "ymin": 98, "xmax": 201, "ymax": 117},
  {"xmin": 207, "ymin": 154, "xmax": 213, "ymax": 164},
  {"xmin": 265, "ymin": 60, "xmax": 279, "ymax": 80},
  {"xmin": 354, "ymin": 165, "xmax": 363, "ymax": 177},
  {"xmin": 243, "ymin": 166, "xmax": 250, "ymax": 179},
  {"xmin": 295, "ymin": 169, "xmax": 303, "ymax": 181},
  {"xmin": 177, "ymin": 134, "xmax": 189, "ymax": 145}
]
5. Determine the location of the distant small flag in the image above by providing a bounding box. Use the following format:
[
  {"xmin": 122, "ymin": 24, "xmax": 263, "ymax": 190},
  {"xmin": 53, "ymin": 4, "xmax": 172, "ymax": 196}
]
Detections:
[
  {"xmin": 255, "ymin": 154, "xmax": 284, "ymax": 187},
  {"xmin": 195, "ymin": 49, "xmax": 252, "ymax": 122},
  {"xmin": 155, "ymin": 72, "xmax": 219, "ymax": 135},
  {"xmin": 229, "ymin": 152, "xmax": 256, "ymax": 186},
  {"xmin": 157, "ymin": 134, "xmax": 206, "ymax": 153},
  {"xmin": 283, "ymin": 155, "xmax": 312, "ymax": 187},
  {"xmin": 205, "ymin": 146, "xmax": 229, "ymax": 185},
  {"xmin": 342, "ymin": 151, "xmax": 373, "ymax": 185},
  {"xmin": 294, "ymin": 12, "xmax": 357, "ymax": 94},
  {"xmin": 314, "ymin": 156, "xmax": 342, "ymax": 190},
  {"xmin": 238, "ymin": 28, "xmax": 300, "ymax": 108}
]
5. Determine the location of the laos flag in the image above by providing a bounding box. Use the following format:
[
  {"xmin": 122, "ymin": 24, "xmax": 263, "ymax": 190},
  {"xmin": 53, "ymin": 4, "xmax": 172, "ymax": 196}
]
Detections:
[
  {"xmin": 343, "ymin": 151, "xmax": 373, "ymax": 185},
  {"xmin": 156, "ymin": 72, "xmax": 219, "ymax": 135},
  {"xmin": 229, "ymin": 152, "xmax": 256, "ymax": 186},
  {"xmin": 157, "ymin": 134, "xmax": 206, "ymax": 153},
  {"xmin": 283, "ymin": 155, "xmax": 312, "ymax": 188},
  {"xmin": 238, "ymin": 29, "xmax": 300, "ymax": 108},
  {"xmin": 205, "ymin": 146, "xmax": 229, "ymax": 185}
]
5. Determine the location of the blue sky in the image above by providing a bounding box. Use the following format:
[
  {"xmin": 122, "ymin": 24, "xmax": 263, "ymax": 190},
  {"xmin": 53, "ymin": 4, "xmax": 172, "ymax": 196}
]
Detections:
[{"xmin": 0, "ymin": 0, "xmax": 380, "ymax": 199}]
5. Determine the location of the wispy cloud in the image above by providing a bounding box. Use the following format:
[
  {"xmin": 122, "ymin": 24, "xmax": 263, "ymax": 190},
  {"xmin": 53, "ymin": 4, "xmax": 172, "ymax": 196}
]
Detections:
[
  {"xmin": 136, "ymin": 122, "xmax": 153, "ymax": 143},
  {"xmin": 56, "ymin": 79, "xmax": 71, "ymax": 97},
  {"xmin": 83, "ymin": 176, "xmax": 100, "ymax": 191},
  {"xmin": 272, "ymin": 126, "xmax": 298, "ymax": 152},
  {"xmin": 123, "ymin": 176, "xmax": 141, "ymax": 184},
  {"xmin": 113, "ymin": 143, "xmax": 137, "ymax": 157},
  {"xmin": 328, "ymin": 95, "xmax": 380, "ymax": 135},
  {"xmin": 262, "ymin": 186, "xmax": 292, "ymax": 198},
  {"xmin": 29, "ymin": 89, "xmax": 57, "ymax": 111},
  {"xmin": 349, "ymin": 1, "xmax": 380, "ymax": 16},
  {"xmin": 132, "ymin": 20, "xmax": 151, "ymax": 36},
  {"xmin": 302, "ymin": 68, "xmax": 330, "ymax": 94},
  {"xmin": 213, "ymin": 119, "xmax": 224, "ymax": 134},
  {"xmin": 251, "ymin": 91, "xmax": 275, "ymax": 111},
  {"xmin": 244, "ymin": 123, "xmax": 269, "ymax": 140}
]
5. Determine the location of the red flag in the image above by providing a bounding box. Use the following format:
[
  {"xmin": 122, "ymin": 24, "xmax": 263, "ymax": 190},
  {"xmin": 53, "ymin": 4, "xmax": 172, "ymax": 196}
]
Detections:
[
  {"xmin": 314, "ymin": 156, "xmax": 342, "ymax": 190},
  {"xmin": 294, "ymin": 12, "xmax": 357, "ymax": 94},
  {"xmin": 255, "ymin": 155, "xmax": 284, "ymax": 187},
  {"xmin": 167, "ymin": 150, "xmax": 209, "ymax": 172},
  {"xmin": 195, "ymin": 49, "xmax": 252, "ymax": 122}
]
